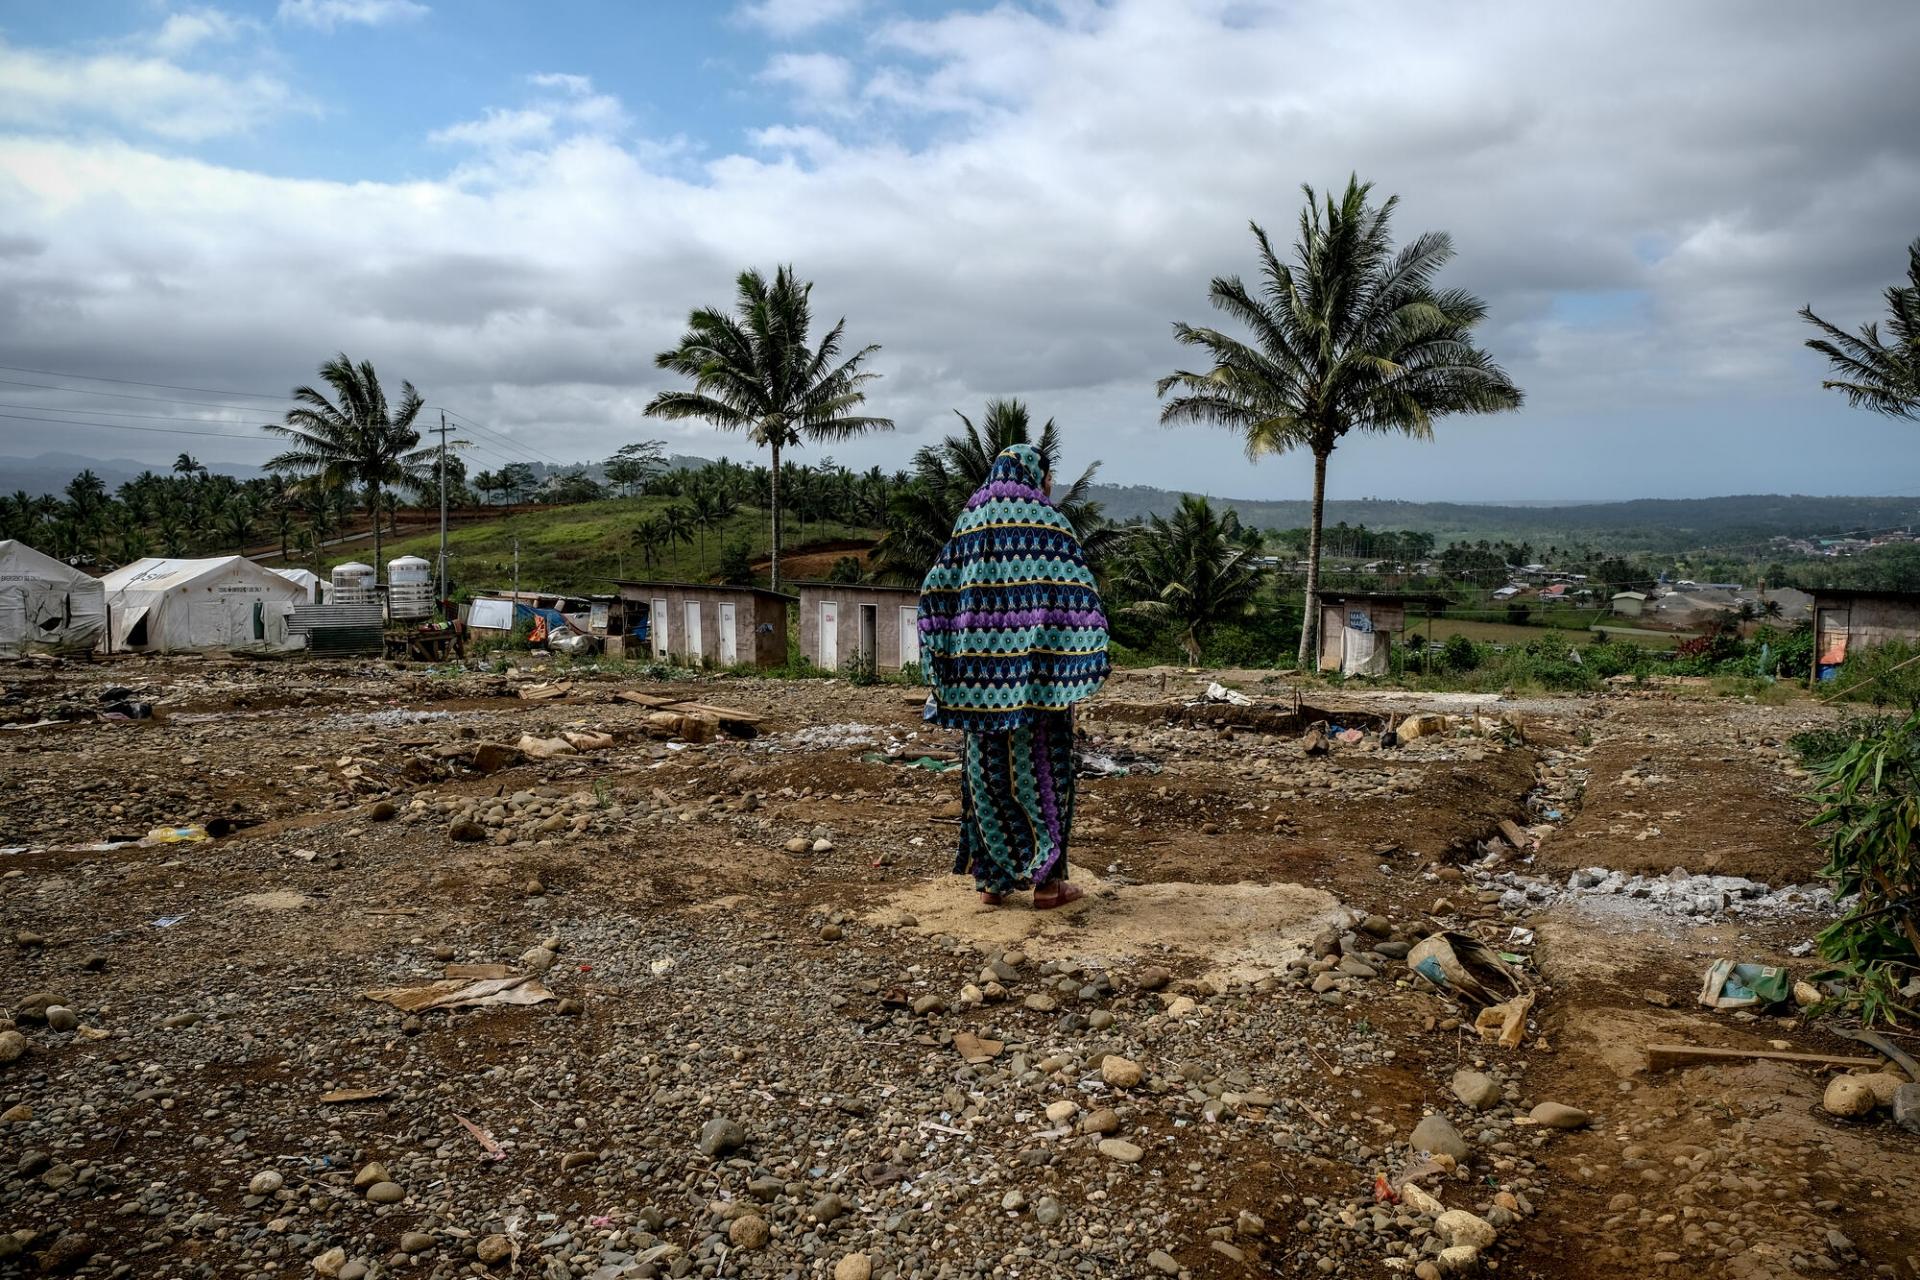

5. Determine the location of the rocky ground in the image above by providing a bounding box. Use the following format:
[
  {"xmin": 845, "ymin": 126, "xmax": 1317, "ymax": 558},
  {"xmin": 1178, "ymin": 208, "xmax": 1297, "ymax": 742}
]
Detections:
[{"xmin": 1, "ymin": 657, "xmax": 1916, "ymax": 1280}]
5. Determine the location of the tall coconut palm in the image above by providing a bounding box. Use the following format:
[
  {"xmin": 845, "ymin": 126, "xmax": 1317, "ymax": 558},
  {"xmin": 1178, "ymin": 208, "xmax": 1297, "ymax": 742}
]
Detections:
[
  {"xmin": 1157, "ymin": 177, "xmax": 1522, "ymax": 666},
  {"xmin": 872, "ymin": 398, "xmax": 1110, "ymax": 581},
  {"xmin": 1111, "ymin": 496, "xmax": 1263, "ymax": 664},
  {"xmin": 688, "ymin": 486, "xmax": 735, "ymax": 574},
  {"xmin": 1800, "ymin": 237, "xmax": 1920, "ymax": 420},
  {"xmin": 646, "ymin": 265, "xmax": 893, "ymax": 590},
  {"xmin": 265, "ymin": 354, "xmax": 431, "ymax": 578}
]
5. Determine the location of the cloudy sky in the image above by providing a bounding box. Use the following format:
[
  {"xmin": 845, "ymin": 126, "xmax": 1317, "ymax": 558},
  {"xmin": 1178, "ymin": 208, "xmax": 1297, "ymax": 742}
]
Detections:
[{"xmin": 1, "ymin": 0, "xmax": 1916, "ymax": 501}]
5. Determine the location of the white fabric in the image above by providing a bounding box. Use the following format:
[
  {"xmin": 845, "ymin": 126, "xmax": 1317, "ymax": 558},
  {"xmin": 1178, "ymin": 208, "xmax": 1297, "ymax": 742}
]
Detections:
[
  {"xmin": 1341, "ymin": 626, "xmax": 1388, "ymax": 677},
  {"xmin": 100, "ymin": 555, "xmax": 305, "ymax": 653},
  {"xmin": 0, "ymin": 540, "xmax": 107, "ymax": 657}
]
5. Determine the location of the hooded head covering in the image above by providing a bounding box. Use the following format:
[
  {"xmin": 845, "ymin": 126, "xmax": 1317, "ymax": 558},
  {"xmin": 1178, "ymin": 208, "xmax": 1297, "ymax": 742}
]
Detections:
[{"xmin": 917, "ymin": 444, "xmax": 1110, "ymax": 732}]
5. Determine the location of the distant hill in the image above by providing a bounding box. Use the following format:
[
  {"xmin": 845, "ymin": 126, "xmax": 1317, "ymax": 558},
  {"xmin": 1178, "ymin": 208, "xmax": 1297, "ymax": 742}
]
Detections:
[
  {"xmin": 0, "ymin": 450, "xmax": 715, "ymax": 497},
  {"xmin": 1084, "ymin": 486, "xmax": 1920, "ymax": 552}
]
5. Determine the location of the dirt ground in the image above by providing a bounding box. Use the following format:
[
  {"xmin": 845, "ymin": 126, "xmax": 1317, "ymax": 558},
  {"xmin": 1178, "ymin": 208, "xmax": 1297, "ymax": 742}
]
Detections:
[{"xmin": 0, "ymin": 657, "xmax": 1915, "ymax": 1280}]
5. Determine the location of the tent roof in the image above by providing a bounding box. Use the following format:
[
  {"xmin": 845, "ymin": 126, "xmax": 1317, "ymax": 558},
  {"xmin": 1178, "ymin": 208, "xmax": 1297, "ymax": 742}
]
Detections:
[
  {"xmin": 0, "ymin": 539, "xmax": 97, "ymax": 587},
  {"xmin": 102, "ymin": 555, "xmax": 301, "ymax": 600}
]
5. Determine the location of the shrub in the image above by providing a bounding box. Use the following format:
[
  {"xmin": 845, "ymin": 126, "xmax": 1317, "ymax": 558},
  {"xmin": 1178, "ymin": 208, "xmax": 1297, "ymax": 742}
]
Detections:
[
  {"xmin": 1439, "ymin": 633, "xmax": 1479, "ymax": 673},
  {"xmin": 717, "ymin": 540, "xmax": 754, "ymax": 585},
  {"xmin": 1829, "ymin": 639, "xmax": 1920, "ymax": 709},
  {"xmin": 1807, "ymin": 711, "xmax": 1920, "ymax": 1027}
]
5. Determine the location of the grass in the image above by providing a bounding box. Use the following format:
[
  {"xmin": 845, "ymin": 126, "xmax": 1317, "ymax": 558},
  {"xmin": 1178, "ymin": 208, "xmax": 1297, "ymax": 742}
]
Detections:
[
  {"xmin": 282, "ymin": 498, "xmax": 880, "ymax": 597},
  {"xmin": 1421, "ymin": 617, "xmax": 1676, "ymax": 650}
]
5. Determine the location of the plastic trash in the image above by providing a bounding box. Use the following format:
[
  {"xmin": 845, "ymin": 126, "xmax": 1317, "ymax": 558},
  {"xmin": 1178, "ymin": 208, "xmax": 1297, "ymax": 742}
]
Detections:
[
  {"xmin": 145, "ymin": 825, "xmax": 209, "ymax": 844},
  {"xmin": 1698, "ymin": 959, "xmax": 1791, "ymax": 1010},
  {"xmin": 1406, "ymin": 930, "xmax": 1531, "ymax": 1009},
  {"xmin": 152, "ymin": 913, "xmax": 189, "ymax": 928}
]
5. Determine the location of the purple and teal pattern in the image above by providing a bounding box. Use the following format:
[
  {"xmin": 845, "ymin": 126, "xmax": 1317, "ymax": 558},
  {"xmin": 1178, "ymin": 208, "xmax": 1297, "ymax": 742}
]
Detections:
[
  {"xmin": 917, "ymin": 443, "xmax": 1110, "ymax": 734},
  {"xmin": 956, "ymin": 709, "xmax": 1076, "ymax": 894}
]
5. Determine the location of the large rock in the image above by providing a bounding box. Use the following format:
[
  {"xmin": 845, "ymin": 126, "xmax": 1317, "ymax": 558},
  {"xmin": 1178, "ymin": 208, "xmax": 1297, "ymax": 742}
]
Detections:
[
  {"xmin": 834, "ymin": 1255, "xmax": 873, "ymax": 1280},
  {"xmin": 1410, "ymin": 1113, "xmax": 1470, "ymax": 1161},
  {"xmin": 1100, "ymin": 1055, "xmax": 1143, "ymax": 1088},
  {"xmin": 699, "ymin": 1116, "xmax": 747, "ymax": 1156},
  {"xmin": 728, "ymin": 1216, "xmax": 770, "ymax": 1250},
  {"xmin": 0, "ymin": 1029, "xmax": 26, "ymax": 1065},
  {"xmin": 1451, "ymin": 1069, "xmax": 1501, "ymax": 1110},
  {"xmin": 1528, "ymin": 1101, "xmax": 1590, "ymax": 1129},
  {"xmin": 1823, "ymin": 1075, "xmax": 1877, "ymax": 1118},
  {"xmin": 1436, "ymin": 1209, "xmax": 1497, "ymax": 1251},
  {"xmin": 1098, "ymin": 1138, "xmax": 1144, "ymax": 1163},
  {"xmin": 1893, "ymin": 1082, "xmax": 1920, "ymax": 1135}
]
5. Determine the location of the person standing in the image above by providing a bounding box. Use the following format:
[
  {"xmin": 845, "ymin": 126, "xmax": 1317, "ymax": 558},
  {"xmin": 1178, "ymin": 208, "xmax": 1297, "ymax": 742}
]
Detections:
[{"xmin": 917, "ymin": 444, "xmax": 1110, "ymax": 908}]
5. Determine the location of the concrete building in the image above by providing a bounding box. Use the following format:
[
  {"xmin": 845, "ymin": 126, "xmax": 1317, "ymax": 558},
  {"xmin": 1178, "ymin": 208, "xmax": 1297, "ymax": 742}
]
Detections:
[
  {"xmin": 609, "ymin": 581, "xmax": 793, "ymax": 668},
  {"xmin": 1810, "ymin": 588, "xmax": 1920, "ymax": 685},
  {"xmin": 1316, "ymin": 592, "xmax": 1447, "ymax": 676},
  {"xmin": 797, "ymin": 582, "xmax": 922, "ymax": 673}
]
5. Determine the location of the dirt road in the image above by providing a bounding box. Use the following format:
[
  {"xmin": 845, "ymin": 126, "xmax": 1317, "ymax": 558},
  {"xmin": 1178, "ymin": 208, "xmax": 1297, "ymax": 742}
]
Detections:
[{"xmin": 1, "ymin": 659, "xmax": 1913, "ymax": 1279}]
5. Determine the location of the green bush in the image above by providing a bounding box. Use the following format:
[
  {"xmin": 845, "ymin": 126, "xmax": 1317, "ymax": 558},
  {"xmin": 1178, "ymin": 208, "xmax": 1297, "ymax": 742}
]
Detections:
[
  {"xmin": 1807, "ymin": 711, "xmax": 1920, "ymax": 1026},
  {"xmin": 1829, "ymin": 639, "xmax": 1920, "ymax": 709},
  {"xmin": 1440, "ymin": 633, "xmax": 1479, "ymax": 673}
]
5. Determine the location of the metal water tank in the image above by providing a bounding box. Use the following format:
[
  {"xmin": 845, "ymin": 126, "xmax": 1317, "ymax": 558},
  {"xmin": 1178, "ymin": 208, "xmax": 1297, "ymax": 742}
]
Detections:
[
  {"xmin": 330, "ymin": 561, "xmax": 376, "ymax": 606},
  {"xmin": 386, "ymin": 555, "xmax": 434, "ymax": 620}
]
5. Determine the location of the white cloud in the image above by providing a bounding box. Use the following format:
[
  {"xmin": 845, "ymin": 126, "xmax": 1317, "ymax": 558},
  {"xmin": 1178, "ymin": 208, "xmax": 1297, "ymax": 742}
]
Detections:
[
  {"xmin": 277, "ymin": 0, "xmax": 428, "ymax": 30},
  {"xmin": 3, "ymin": 0, "xmax": 1919, "ymax": 498},
  {"xmin": 431, "ymin": 73, "xmax": 628, "ymax": 151},
  {"xmin": 151, "ymin": 9, "xmax": 250, "ymax": 56},
  {"xmin": 758, "ymin": 51, "xmax": 855, "ymax": 115},
  {"xmin": 735, "ymin": 0, "xmax": 864, "ymax": 38},
  {"xmin": 0, "ymin": 36, "xmax": 298, "ymax": 141}
]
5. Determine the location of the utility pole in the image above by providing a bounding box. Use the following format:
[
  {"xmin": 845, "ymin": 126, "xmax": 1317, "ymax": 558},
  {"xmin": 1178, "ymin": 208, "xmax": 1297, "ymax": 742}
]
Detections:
[
  {"xmin": 433, "ymin": 412, "xmax": 453, "ymax": 600},
  {"xmin": 512, "ymin": 537, "xmax": 520, "ymax": 607}
]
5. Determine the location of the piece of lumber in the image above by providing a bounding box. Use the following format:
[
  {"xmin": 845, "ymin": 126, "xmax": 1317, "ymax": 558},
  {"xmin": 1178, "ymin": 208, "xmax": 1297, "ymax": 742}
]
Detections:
[
  {"xmin": 672, "ymin": 702, "xmax": 764, "ymax": 724},
  {"xmin": 1644, "ymin": 1043, "xmax": 1885, "ymax": 1072},
  {"xmin": 616, "ymin": 691, "xmax": 679, "ymax": 708}
]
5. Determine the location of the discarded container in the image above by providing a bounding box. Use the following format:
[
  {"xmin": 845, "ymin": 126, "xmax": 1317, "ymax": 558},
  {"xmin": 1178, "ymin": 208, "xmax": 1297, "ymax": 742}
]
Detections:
[
  {"xmin": 144, "ymin": 825, "xmax": 210, "ymax": 844},
  {"xmin": 1406, "ymin": 931, "xmax": 1530, "ymax": 1009},
  {"xmin": 1698, "ymin": 959, "xmax": 1791, "ymax": 1010}
]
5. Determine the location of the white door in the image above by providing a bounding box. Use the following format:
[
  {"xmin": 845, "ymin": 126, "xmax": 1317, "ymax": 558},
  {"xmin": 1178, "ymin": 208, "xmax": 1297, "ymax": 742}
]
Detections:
[
  {"xmin": 718, "ymin": 602, "xmax": 738, "ymax": 665},
  {"xmin": 651, "ymin": 598, "xmax": 668, "ymax": 657},
  {"xmin": 189, "ymin": 600, "xmax": 232, "ymax": 649},
  {"xmin": 819, "ymin": 601, "xmax": 839, "ymax": 670},
  {"xmin": 684, "ymin": 599, "xmax": 703, "ymax": 661},
  {"xmin": 898, "ymin": 606, "xmax": 919, "ymax": 667}
]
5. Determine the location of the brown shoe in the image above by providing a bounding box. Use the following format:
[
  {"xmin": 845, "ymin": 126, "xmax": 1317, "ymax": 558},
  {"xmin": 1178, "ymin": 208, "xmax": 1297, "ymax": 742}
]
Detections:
[{"xmin": 1032, "ymin": 883, "xmax": 1086, "ymax": 911}]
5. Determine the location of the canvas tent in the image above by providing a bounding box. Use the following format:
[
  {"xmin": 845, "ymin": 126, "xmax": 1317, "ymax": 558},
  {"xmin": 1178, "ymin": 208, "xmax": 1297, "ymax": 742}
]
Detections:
[
  {"xmin": 270, "ymin": 567, "xmax": 325, "ymax": 604},
  {"xmin": 101, "ymin": 556, "xmax": 307, "ymax": 654},
  {"xmin": 0, "ymin": 540, "xmax": 107, "ymax": 657}
]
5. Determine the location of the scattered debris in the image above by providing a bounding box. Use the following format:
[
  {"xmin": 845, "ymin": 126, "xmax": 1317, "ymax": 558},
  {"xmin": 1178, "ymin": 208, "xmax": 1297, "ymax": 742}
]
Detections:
[
  {"xmin": 363, "ymin": 974, "xmax": 556, "ymax": 1013},
  {"xmin": 1698, "ymin": 959, "xmax": 1791, "ymax": 1010}
]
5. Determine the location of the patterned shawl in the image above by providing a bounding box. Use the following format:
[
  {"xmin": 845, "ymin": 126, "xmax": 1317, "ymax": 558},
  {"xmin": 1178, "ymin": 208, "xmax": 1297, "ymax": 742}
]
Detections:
[{"xmin": 918, "ymin": 443, "xmax": 1110, "ymax": 733}]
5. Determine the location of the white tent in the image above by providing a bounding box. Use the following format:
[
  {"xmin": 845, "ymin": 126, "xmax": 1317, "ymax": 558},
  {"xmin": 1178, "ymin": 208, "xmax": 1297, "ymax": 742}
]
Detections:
[
  {"xmin": 270, "ymin": 567, "xmax": 325, "ymax": 604},
  {"xmin": 0, "ymin": 540, "xmax": 107, "ymax": 657},
  {"xmin": 101, "ymin": 556, "xmax": 307, "ymax": 654}
]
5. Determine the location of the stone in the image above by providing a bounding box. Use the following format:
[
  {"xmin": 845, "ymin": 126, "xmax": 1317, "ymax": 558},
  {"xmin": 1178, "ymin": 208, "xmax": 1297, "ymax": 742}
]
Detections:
[
  {"xmin": 249, "ymin": 1170, "xmax": 284, "ymax": 1196},
  {"xmin": 699, "ymin": 1116, "xmax": 747, "ymax": 1156},
  {"xmin": 1863, "ymin": 1073, "xmax": 1907, "ymax": 1106},
  {"xmin": 1147, "ymin": 1250, "xmax": 1180, "ymax": 1275},
  {"xmin": 1893, "ymin": 1082, "xmax": 1920, "ymax": 1134},
  {"xmin": 560, "ymin": 1150, "xmax": 597, "ymax": 1171},
  {"xmin": 1528, "ymin": 1101, "xmax": 1591, "ymax": 1129},
  {"xmin": 369, "ymin": 800, "xmax": 399, "ymax": 821},
  {"xmin": 1164, "ymin": 995, "xmax": 1197, "ymax": 1017},
  {"xmin": 312, "ymin": 1246, "xmax": 347, "ymax": 1277},
  {"xmin": 728, "ymin": 1215, "xmax": 770, "ymax": 1250},
  {"xmin": 1415, "ymin": 1264, "xmax": 1442, "ymax": 1280},
  {"xmin": 449, "ymin": 817, "xmax": 485, "ymax": 842},
  {"xmin": 365, "ymin": 1181, "xmax": 405, "ymax": 1204},
  {"xmin": 819, "ymin": 924, "xmax": 843, "ymax": 942},
  {"xmin": 45, "ymin": 1005, "xmax": 78, "ymax": 1032},
  {"xmin": 0, "ymin": 1103, "xmax": 31, "ymax": 1124},
  {"xmin": 1410, "ymin": 1113, "xmax": 1470, "ymax": 1161},
  {"xmin": 1098, "ymin": 1138, "xmax": 1144, "ymax": 1163},
  {"xmin": 1451, "ymin": 1070, "xmax": 1501, "ymax": 1110},
  {"xmin": 1438, "ymin": 1245, "xmax": 1482, "ymax": 1271},
  {"xmin": 352, "ymin": 1161, "xmax": 389, "ymax": 1190},
  {"xmin": 338, "ymin": 1265, "xmax": 368, "ymax": 1280},
  {"xmin": 1045, "ymin": 1100, "xmax": 1079, "ymax": 1124},
  {"xmin": 1135, "ymin": 966, "xmax": 1172, "ymax": 992},
  {"xmin": 0, "ymin": 1029, "xmax": 26, "ymax": 1064},
  {"xmin": 1081, "ymin": 1108, "xmax": 1120, "ymax": 1135},
  {"xmin": 1436, "ymin": 1209, "xmax": 1497, "ymax": 1251},
  {"xmin": 1101, "ymin": 1055, "xmax": 1143, "ymax": 1088},
  {"xmin": 477, "ymin": 1234, "xmax": 513, "ymax": 1265},
  {"xmin": 399, "ymin": 1232, "xmax": 437, "ymax": 1254},
  {"xmin": 811, "ymin": 1193, "xmax": 850, "ymax": 1223},
  {"xmin": 1400, "ymin": 1182, "xmax": 1445, "ymax": 1216},
  {"xmin": 834, "ymin": 1255, "xmax": 873, "ymax": 1280},
  {"xmin": 1034, "ymin": 1196, "xmax": 1064, "ymax": 1227},
  {"xmin": 1822, "ymin": 1075, "xmax": 1876, "ymax": 1118}
]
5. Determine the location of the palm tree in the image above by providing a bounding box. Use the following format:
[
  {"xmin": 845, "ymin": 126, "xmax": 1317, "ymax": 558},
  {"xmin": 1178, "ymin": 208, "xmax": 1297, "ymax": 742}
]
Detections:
[
  {"xmin": 1800, "ymin": 237, "xmax": 1920, "ymax": 420},
  {"xmin": 688, "ymin": 486, "xmax": 735, "ymax": 574},
  {"xmin": 1111, "ymin": 496, "xmax": 1263, "ymax": 663},
  {"xmin": 173, "ymin": 453, "xmax": 205, "ymax": 478},
  {"xmin": 217, "ymin": 495, "xmax": 257, "ymax": 552},
  {"xmin": 646, "ymin": 265, "xmax": 893, "ymax": 590},
  {"xmin": 660, "ymin": 504, "xmax": 696, "ymax": 568},
  {"xmin": 1157, "ymin": 177, "xmax": 1522, "ymax": 666},
  {"xmin": 264, "ymin": 353, "xmax": 431, "ymax": 578},
  {"xmin": 872, "ymin": 398, "xmax": 1110, "ymax": 581}
]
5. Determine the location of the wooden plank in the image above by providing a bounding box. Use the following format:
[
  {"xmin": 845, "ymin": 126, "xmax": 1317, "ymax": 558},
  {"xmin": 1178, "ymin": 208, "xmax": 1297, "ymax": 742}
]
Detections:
[
  {"xmin": 617, "ymin": 691, "xmax": 679, "ymax": 708},
  {"xmin": 672, "ymin": 702, "xmax": 765, "ymax": 724},
  {"xmin": 1644, "ymin": 1043, "xmax": 1885, "ymax": 1072}
]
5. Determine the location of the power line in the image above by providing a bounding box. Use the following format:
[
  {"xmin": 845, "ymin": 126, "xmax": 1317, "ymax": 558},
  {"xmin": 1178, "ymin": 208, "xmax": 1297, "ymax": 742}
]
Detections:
[
  {"xmin": 0, "ymin": 411, "xmax": 270, "ymax": 441},
  {"xmin": 0, "ymin": 399, "xmax": 279, "ymax": 427},
  {"xmin": 432, "ymin": 405, "xmax": 574, "ymax": 468},
  {"xmin": 0, "ymin": 363, "xmax": 287, "ymax": 404},
  {"xmin": 0, "ymin": 376, "xmax": 288, "ymax": 412}
]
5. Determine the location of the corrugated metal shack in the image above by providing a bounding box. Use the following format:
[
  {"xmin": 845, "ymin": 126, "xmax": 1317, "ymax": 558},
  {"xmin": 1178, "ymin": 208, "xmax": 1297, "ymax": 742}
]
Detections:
[{"xmin": 287, "ymin": 603, "xmax": 384, "ymax": 655}]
